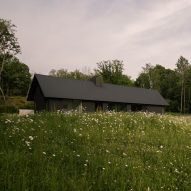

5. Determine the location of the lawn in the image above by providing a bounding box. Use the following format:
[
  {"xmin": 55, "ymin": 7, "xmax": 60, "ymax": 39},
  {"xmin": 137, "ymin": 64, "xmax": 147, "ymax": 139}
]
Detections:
[{"xmin": 0, "ymin": 112, "xmax": 191, "ymax": 191}]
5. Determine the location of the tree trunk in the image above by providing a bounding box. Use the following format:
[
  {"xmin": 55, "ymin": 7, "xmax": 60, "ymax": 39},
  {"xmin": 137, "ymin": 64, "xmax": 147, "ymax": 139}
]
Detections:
[
  {"xmin": 180, "ymin": 80, "xmax": 183, "ymax": 113},
  {"xmin": 0, "ymin": 86, "xmax": 5, "ymax": 102},
  {"xmin": 183, "ymin": 85, "xmax": 186, "ymax": 113},
  {"xmin": 0, "ymin": 53, "xmax": 6, "ymax": 102},
  {"xmin": 188, "ymin": 87, "xmax": 191, "ymax": 112}
]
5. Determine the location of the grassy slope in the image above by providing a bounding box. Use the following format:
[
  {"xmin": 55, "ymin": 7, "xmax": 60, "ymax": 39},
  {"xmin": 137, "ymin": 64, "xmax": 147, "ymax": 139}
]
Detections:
[
  {"xmin": 0, "ymin": 112, "xmax": 191, "ymax": 191},
  {"xmin": 0, "ymin": 96, "xmax": 33, "ymax": 108},
  {"xmin": 0, "ymin": 96, "xmax": 26, "ymax": 105}
]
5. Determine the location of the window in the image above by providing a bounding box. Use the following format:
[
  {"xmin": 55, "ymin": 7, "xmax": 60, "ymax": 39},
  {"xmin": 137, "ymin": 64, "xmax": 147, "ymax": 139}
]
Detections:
[
  {"xmin": 131, "ymin": 104, "xmax": 143, "ymax": 111},
  {"xmin": 63, "ymin": 104, "xmax": 68, "ymax": 109}
]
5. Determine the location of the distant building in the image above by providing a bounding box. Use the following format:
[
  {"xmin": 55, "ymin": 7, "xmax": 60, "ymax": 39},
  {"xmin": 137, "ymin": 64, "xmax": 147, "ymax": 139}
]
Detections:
[{"xmin": 27, "ymin": 74, "xmax": 168, "ymax": 113}]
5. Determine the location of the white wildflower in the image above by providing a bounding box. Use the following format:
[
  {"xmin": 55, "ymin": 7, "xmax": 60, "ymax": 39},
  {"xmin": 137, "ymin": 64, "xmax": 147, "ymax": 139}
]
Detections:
[
  {"xmin": 5, "ymin": 119, "xmax": 12, "ymax": 124},
  {"xmin": 106, "ymin": 149, "xmax": 110, "ymax": 153},
  {"xmin": 29, "ymin": 136, "xmax": 34, "ymax": 141},
  {"xmin": 123, "ymin": 152, "xmax": 127, "ymax": 156},
  {"xmin": 25, "ymin": 141, "xmax": 30, "ymax": 147}
]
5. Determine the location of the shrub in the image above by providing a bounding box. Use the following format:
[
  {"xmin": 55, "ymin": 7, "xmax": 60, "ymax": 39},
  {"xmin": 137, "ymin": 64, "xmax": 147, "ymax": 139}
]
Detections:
[{"xmin": 0, "ymin": 105, "xmax": 18, "ymax": 113}]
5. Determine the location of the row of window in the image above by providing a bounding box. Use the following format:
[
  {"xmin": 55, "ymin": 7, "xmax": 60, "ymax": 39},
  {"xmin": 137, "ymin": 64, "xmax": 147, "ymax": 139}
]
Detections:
[{"xmin": 48, "ymin": 99, "xmax": 149, "ymax": 112}]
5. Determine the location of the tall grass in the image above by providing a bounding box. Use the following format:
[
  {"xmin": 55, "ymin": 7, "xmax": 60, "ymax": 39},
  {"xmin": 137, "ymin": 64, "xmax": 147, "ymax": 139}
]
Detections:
[{"xmin": 0, "ymin": 112, "xmax": 191, "ymax": 191}]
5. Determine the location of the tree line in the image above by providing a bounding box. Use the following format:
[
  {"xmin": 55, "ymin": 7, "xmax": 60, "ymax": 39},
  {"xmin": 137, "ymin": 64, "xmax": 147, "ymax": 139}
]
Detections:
[
  {"xmin": 135, "ymin": 58, "xmax": 191, "ymax": 113},
  {"xmin": 0, "ymin": 19, "xmax": 31, "ymax": 100},
  {"xmin": 1, "ymin": 18, "xmax": 191, "ymax": 113},
  {"xmin": 49, "ymin": 57, "xmax": 191, "ymax": 113}
]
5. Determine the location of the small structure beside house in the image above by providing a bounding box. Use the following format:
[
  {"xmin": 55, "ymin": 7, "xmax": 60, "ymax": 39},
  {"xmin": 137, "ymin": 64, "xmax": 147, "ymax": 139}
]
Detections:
[
  {"xmin": 27, "ymin": 74, "xmax": 168, "ymax": 113},
  {"xmin": 19, "ymin": 109, "xmax": 34, "ymax": 116}
]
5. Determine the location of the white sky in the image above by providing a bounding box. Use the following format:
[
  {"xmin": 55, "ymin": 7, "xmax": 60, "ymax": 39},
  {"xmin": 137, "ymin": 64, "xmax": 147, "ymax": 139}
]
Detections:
[{"xmin": 1, "ymin": 0, "xmax": 191, "ymax": 79}]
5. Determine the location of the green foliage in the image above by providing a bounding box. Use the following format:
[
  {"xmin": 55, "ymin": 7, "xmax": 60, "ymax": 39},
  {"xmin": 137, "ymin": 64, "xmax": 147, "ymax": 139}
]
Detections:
[
  {"xmin": 135, "ymin": 58, "xmax": 191, "ymax": 113},
  {"xmin": 0, "ymin": 112, "xmax": 191, "ymax": 190},
  {"xmin": 0, "ymin": 19, "xmax": 30, "ymax": 98},
  {"xmin": 135, "ymin": 72, "xmax": 150, "ymax": 88},
  {"xmin": 0, "ymin": 105, "xmax": 18, "ymax": 113},
  {"xmin": 0, "ymin": 18, "xmax": 20, "ymax": 55},
  {"xmin": 176, "ymin": 56, "xmax": 190, "ymax": 75},
  {"xmin": 1, "ymin": 56, "xmax": 31, "ymax": 96},
  {"xmin": 95, "ymin": 60, "xmax": 133, "ymax": 86},
  {"xmin": 0, "ymin": 96, "xmax": 33, "ymax": 113},
  {"xmin": 176, "ymin": 56, "xmax": 191, "ymax": 113},
  {"xmin": 49, "ymin": 69, "xmax": 91, "ymax": 80},
  {"xmin": 49, "ymin": 60, "xmax": 133, "ymax": 86}
]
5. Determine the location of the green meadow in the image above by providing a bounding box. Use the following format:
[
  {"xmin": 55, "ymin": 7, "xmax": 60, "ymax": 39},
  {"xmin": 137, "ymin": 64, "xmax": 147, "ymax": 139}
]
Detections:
[{"xmin": 0, "ymin": 112, "xmax": 191, "ymax": 191}]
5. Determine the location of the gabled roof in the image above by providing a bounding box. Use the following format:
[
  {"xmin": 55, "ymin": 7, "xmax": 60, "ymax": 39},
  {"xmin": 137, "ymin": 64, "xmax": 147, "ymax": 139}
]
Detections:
[{"xmin": 27, "ymin": 74, "xmax": 168, "ymax": 106}]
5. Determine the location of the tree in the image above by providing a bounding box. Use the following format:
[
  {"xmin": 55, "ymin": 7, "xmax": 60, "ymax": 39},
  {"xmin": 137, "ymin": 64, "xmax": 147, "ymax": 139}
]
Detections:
[
  {"xmin": 135, "ymin": 73, "xmax": 150, "ymax": 89},
  {"xmin": 49, "ymin": 69, "xmax": 91, "ymax": 80},
  {"xmin": 69, "ymin": 69, "xmax": 92, "ymax": 80},
  {"xmin": 185, "ymin": 67, "xmax": 191, "ymax": 112},
  {"xmin": 135, "ymin": 63, "xmax": 163, "ymax": 90},
  {"xmin": 176, "ymin": 56, "xmax": 190, "ymax": 113},
  {"xmin": 49, "ymin": 69, "xmax": 69, "ymax": 78},
  {"xmin": 95, "ymin": 60, "xmax": 133, "ymax": 86},
  {"xmin": 0, "ymin": 19, "xmax": 21, "ymax": 101},
  {"xmin": 135, "ymin": 64, "xmax": 180, "ymax": 112},
  {"xmin": 1, "ymin": 56, "xmax": 31, "ymax": 96},
  {"xmin": 142, "ymin": 63, "xmax": 154, "ymax": 89}
]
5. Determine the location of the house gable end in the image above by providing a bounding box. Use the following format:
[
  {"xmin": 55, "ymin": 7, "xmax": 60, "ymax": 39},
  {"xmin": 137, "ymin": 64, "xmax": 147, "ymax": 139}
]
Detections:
[{"xmin": 27, "ymin": 75, "xmax": 45, "ymax": 101}]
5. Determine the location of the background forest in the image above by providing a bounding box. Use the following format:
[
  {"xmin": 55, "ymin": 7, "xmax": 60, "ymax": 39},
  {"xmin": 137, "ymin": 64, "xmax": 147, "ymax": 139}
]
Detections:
[{"xmin": 1, "ymin": 18, "xmax": 191, "ymax": 113}]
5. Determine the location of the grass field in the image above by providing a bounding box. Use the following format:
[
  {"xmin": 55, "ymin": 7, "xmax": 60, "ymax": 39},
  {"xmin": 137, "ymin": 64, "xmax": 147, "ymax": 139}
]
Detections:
[{"xmin": 0, "ymin": 112, "xmax": 191, "ymax": 191}]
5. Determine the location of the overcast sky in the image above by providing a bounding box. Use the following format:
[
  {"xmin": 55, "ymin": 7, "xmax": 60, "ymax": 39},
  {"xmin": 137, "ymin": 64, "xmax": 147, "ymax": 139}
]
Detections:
[{"xmin": 1, "ymin": 0, "xmax": 191, "ymax": 79}]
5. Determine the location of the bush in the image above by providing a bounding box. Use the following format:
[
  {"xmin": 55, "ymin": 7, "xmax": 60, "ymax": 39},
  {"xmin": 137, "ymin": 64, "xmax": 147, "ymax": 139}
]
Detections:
[
  {"xmin": 0, "ymin": 105, "xmax": 18, "ymax": 113},
  {"xmin": 19, "ymin": 102, "xmax": 34, "ymax": 109},
  {"xmin": 0, "ymin": 96, "xmax": 34, "ymax": 113}
]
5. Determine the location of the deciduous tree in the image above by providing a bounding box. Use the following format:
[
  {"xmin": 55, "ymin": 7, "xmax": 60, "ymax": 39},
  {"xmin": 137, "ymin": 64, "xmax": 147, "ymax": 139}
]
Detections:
[
  {"xmin": 49, "ymin": 69, "xmax": 91, "ymax": 80},
  {"xmin": 1, "ymin": 56, "xmax": 31, "ymax": 96},
  {"xmin": 95, "ymin": 60, "xmax": 133, "ymax": 86},
  {"xmin": 0, "ymin": 19, "xmax": 20, "ymax": 101},
  {"xmin": 176, "ymin": 56, "xmax": 190, "ymax": 113}
]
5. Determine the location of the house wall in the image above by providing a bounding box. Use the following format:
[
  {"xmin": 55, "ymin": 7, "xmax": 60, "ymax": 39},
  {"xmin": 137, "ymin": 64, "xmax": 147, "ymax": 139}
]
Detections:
[
  {"xmin": 147, "ymin": 105, "xmax": 164, "ymax": 114},
  {"xmin": 103, "ymin": 103, "xmax": 108, "ymax": 111},
  {"xmin": 131, "ymin": 104, "xmax": 164, "ymax": 114},
  {"xmin": 82, "ymin": 101, "xmax": 95, "ymax": 112},
  {"xmin": 36, "ymin": 95, "xmax": 165, "ymax": 114},
  {"xmin": 107, "ymin": 102, "xmax": 129, "ymax": 112},
  {"xmin": 34, "ymin": 85, "xmax": 46, "ymax": 111},
  {"xmin": 127, "ymin": 104, "xmax": 131, "ymax": 111},
  {"xmin": 48, "ymin": 99, "xmax": 80, "ymax": 111}
]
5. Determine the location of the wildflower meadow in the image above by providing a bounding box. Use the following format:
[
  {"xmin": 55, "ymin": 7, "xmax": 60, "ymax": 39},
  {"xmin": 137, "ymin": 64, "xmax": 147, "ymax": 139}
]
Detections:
[{"xmin": 0, "ymin": 112, "xmax": 191, "ymax": 191}]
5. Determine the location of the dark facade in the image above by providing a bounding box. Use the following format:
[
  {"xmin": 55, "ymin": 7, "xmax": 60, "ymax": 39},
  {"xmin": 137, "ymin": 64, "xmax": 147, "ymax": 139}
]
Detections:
[{"xmin": 27, "ymin": 74, "xmax": 168, "ymax": 113}]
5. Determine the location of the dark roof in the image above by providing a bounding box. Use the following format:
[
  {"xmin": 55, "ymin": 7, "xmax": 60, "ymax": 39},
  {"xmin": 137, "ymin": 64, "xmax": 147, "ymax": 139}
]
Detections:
[{"xmin": 27, "ymin": 74, "xmax": 168, "ymax": 106}]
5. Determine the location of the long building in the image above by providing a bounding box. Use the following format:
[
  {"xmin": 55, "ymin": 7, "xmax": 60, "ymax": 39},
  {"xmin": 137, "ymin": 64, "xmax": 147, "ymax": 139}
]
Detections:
[{"xmin": 27, "ymin": 74, "xmax": 168, "ymax": 113}]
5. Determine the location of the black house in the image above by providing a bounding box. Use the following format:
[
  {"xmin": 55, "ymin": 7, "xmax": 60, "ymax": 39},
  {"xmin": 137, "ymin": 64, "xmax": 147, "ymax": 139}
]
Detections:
[{"xmin": 27, "ymin": 74, "xmax": 168, "ymax": 113}]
